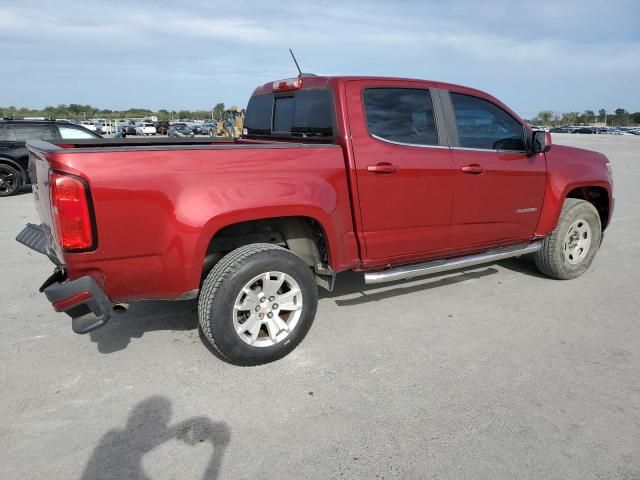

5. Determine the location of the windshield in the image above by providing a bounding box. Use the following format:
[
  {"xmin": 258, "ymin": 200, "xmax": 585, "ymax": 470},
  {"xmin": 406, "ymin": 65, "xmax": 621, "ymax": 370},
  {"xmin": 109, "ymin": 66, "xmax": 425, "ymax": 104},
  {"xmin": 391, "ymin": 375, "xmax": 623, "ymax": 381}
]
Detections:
[{"xmin": 244, "ymin": 88, "xmax": 334, "ymax": 139}]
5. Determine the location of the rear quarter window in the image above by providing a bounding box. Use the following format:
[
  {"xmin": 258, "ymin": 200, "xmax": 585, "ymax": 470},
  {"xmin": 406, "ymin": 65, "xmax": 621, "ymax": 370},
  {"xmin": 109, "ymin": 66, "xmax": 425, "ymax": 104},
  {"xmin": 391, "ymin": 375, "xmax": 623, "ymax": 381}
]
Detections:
[{"xmin": 4, "ymin": 124, "xmax": 56, "ymax": 142}]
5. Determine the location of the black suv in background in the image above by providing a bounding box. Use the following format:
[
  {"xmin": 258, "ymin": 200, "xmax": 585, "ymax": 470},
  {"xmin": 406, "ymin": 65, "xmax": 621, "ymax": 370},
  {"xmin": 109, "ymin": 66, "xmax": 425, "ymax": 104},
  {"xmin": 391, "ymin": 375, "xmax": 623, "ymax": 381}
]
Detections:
[{"xmin": 0, "ymin": 119, "xmax": 101, "ymax": 196}]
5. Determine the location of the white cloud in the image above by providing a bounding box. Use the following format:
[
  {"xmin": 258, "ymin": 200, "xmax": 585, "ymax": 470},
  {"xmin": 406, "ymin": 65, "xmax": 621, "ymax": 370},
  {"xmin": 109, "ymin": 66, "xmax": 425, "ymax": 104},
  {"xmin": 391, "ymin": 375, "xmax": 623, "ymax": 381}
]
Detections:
[{"xmin": 0, "ymin": 0, "xmax": 638, "ymax": 112}]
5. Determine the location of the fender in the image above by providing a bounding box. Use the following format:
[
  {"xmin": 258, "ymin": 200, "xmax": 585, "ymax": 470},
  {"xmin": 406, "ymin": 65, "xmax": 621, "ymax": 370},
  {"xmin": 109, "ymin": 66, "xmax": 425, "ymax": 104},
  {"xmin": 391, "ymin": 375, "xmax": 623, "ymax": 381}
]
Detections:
[
  {"xmin": 535, "ymin": 144, "xmax": 613, "ymax": 237},
  {"xmin": 187, "ymin": 204, "xmax": 358, "ymax": 292},
  {"xmin": 172, "ymin": 162, "xmax": 359, "ymax": 292},
  {"xmin": 0, "ymin": 156, "xmax": 28, "ymax": 183}
]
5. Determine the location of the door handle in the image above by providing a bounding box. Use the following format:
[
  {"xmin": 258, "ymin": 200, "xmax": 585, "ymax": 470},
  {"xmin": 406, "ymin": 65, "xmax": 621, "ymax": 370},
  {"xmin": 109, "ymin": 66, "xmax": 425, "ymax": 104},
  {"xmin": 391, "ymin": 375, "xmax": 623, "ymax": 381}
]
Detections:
[
  {"xmin": 461, "ymin": 164, "xmax": 484, "ymax": 174},
  {"xmin": 367, "ymin": 162, "xmax": 399, "ymax": 174}
]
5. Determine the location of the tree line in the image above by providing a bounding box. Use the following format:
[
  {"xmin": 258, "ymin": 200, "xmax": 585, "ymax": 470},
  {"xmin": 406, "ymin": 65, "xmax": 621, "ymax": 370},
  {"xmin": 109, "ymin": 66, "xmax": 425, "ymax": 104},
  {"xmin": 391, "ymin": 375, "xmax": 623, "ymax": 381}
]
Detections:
[
  {"xmin": 2, "ymin": 103, "xmax": 638, "ymax": 127},
  {"xmin": 0, "ymin": 103, "xmax": 235, "ymax": 122},
  {"xmin": 528, "ymin": 108, "xmax": 640, "ymax": 127}
]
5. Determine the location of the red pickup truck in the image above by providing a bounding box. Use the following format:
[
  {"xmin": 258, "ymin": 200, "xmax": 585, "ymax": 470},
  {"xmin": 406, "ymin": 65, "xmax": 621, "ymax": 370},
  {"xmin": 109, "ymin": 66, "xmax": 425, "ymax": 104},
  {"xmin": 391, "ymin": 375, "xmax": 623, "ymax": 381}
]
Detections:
[{"xmin": 17, "ymin": 75, "xmax": 613, "ymax": 365}]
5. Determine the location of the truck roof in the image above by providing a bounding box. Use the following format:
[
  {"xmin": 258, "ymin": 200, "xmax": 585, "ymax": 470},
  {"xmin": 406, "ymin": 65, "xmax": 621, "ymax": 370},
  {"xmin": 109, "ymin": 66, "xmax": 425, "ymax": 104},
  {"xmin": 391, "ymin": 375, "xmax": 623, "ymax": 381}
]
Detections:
[
  {"xmin": 252, "ymin": 75, "xmax": 492, "ymax": 98},
  {"xmin": 250, "ymin": 75, "xmax": 520, "ymax": 126}
]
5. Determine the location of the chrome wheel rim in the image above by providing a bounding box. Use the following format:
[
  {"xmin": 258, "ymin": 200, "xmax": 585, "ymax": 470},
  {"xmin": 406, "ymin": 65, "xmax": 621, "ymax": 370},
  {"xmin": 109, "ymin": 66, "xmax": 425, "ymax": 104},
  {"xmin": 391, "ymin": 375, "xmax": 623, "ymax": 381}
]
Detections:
[
  {"xmin": 0, "ymin": 166, "xmax": 18, "ymax": 195},
  {"xmin": 563, "ymin": 219, "xmax": 591, "ymax": 265},
  {"xmin": 233, "ymin": 271, "xmax": 303, "ymax": 347}
]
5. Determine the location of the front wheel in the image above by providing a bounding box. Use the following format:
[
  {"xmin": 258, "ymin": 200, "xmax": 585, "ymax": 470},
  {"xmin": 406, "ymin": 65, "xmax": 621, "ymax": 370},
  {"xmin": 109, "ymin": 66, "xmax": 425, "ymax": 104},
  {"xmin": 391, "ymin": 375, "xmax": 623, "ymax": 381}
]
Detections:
[
  {"xmin": 534, "ymin": 198, "xmax": 602, "ymax": 279},
  {"xmin": 198, "ymin": 244, "xmax": 318, "ymax": 366},
  {"xmin": 0, "ymin": 164, "xmax": 22, "ymax": 197}
]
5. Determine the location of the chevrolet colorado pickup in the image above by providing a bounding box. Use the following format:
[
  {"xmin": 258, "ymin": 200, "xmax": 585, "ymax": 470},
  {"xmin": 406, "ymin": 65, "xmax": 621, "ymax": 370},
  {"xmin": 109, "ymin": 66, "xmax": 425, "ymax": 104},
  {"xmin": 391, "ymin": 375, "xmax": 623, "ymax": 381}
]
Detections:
[{"xmin": 17, "ymin": 75, "xmax": 614, "ymax": 365}]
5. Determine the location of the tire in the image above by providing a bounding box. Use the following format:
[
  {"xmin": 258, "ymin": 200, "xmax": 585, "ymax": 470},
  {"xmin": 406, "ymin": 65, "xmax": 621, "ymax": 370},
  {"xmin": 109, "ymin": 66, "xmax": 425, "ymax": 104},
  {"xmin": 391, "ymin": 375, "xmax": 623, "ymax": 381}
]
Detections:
[
  {"xmin": 0, "ymin": 164, "xmax": 22, "ymax": 197},
  {"xmin": 198, "ymin": 243, "xmax": 318, "ymax": 366},
  {"xmin": 534, "ymin": 198, "xmax": 602, "ymax": 279}
]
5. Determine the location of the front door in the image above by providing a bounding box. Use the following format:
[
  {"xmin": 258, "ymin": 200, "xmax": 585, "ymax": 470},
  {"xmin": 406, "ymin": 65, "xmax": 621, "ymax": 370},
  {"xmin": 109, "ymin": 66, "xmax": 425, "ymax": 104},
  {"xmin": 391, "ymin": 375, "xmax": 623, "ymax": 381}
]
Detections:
[
  {"xmin": 445, "ymin": 91, "xmax": 547, "ymax": 248},
  {"xmin": 346, "ymin": 81, "xmax": 455, "ymax": 261}
]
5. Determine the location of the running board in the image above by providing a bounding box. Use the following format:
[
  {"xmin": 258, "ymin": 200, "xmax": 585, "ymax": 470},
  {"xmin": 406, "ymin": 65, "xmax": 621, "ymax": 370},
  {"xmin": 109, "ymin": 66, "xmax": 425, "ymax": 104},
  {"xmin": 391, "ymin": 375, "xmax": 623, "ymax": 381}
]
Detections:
[{"xmin": 364, "ymin": 241, "xmax": 542, "ymax": 285}]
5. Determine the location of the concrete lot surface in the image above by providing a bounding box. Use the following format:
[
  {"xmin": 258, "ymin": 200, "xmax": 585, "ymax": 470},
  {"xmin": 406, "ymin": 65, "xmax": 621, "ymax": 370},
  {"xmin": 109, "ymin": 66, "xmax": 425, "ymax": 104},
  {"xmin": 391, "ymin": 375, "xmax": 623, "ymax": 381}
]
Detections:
[{"xmin": 1, "ymin": 135, "xmax": 639, "ymax": 479}]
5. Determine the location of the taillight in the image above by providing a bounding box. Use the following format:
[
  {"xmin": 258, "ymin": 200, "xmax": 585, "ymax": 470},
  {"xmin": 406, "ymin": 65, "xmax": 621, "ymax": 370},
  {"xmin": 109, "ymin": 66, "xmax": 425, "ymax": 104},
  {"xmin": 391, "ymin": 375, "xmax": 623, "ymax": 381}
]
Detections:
[
  {"xmin": 50, "ymin": 171, "xmax": 95, "ymax": 251},
  {"xmin": 272, "ymin": 77, "xmax": 302, "ymax": 91}
]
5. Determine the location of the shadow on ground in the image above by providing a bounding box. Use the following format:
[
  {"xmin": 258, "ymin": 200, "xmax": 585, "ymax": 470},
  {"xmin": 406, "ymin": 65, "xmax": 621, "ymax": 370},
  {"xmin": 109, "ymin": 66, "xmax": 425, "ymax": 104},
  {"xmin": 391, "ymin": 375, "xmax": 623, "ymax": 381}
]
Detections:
[
  {"xmin": 89, "ymin": 300, "xmax": 198, "ymax": 354},
  {"xmin": 89, "ymin": 257, "xmax": 541, "ymax": 354},
  {"xmin": 321, "ymin": 267, "xmax": 500, "ymax": 306},
  {"xmin": 10, "ymin": 185, "xmax": 33, "ymax": 196},
  {"xmin": 80, "ymin": 395, "xmax": 230, "ymax": 480}
]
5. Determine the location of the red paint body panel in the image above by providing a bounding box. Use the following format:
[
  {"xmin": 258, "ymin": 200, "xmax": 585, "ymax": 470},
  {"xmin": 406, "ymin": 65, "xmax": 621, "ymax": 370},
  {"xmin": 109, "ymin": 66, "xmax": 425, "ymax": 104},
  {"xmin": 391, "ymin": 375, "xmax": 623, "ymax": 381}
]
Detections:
[
  {"xmin": 344, "ymin": 79, "xmax": 455, "ymax": 260},
  {"xmin": 27, "ymin": 75, "xmax": 613, "ymax": 304},
  {"xmin": 535, "ymin": 144, "xmax": 613, "ymax": 236},
  {"xmin": 448, "ymin": 149, "xmax": 547, "ymax": 248},
  {"xmin": 34, "ymin": 143, "xmax": 358, "ymax": 301}
]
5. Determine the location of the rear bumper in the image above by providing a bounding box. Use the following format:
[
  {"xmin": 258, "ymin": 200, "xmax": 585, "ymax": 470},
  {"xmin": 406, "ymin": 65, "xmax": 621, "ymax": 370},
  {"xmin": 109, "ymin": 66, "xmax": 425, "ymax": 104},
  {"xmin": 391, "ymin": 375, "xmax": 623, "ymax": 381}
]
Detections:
[
  {"xmin": 43, "ymin": 274, "xmax": 112, "ymax": 333},
  {"xmin": 16, "ymin": 224, "xmax": 112, "ymax": 334}
]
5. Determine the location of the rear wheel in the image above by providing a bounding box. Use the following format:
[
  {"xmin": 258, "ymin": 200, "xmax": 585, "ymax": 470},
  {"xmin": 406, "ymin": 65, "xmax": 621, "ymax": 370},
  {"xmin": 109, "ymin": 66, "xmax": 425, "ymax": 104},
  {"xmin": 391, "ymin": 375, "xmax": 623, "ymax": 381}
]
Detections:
[
  {"xmin": 534, "ymin": 198, "xmax": 602, "ymax": 279},
  {"xmin": 198, "ymin": 243, "xmax": 318, "ymax": 366},
  {"xmin": 0, "ymin": 164, "xmax": 22, "ymax": 197}
]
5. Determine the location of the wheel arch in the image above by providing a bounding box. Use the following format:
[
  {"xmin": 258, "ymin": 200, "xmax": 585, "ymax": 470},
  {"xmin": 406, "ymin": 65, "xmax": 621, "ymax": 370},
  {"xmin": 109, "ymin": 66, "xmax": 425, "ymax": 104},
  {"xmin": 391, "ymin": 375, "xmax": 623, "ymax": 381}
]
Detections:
[
  {"xmin": 194, "ymin": 212, "xmax": 338, "ymax": 290},
  {"xmin": 565, "ymin": 185, "xmax": 610, "ymax": 230},
  {"xmin": 535, "ymin": 180, "xmax": 612, "ymax": 236}
]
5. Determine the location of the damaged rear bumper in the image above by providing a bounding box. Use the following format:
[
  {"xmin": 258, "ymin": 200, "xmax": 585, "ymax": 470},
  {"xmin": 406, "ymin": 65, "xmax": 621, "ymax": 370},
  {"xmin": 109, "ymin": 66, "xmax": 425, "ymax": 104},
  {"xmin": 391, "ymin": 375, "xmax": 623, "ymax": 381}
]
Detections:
[{"xmin": 17, "ymin": 224, "xmax": 112, "ymax": 334}]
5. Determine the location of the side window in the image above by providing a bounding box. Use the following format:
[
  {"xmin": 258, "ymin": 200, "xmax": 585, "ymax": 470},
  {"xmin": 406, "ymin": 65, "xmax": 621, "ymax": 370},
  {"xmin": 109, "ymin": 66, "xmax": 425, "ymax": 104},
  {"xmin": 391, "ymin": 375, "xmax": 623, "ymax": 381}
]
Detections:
[
  {"xmin": 450, "ymin": 92, "xmax": 525, "ymax": 151},
  {"xmin": 4, "ymin": 124, "xmax": 55, "ymax": 142},
  {"xmin": 58, "ymin": 126, "xmax": 98, "ymax": 139},
  {"xmin": 363, "ymin": 88, "xmax": 438, "ymax": 146}
]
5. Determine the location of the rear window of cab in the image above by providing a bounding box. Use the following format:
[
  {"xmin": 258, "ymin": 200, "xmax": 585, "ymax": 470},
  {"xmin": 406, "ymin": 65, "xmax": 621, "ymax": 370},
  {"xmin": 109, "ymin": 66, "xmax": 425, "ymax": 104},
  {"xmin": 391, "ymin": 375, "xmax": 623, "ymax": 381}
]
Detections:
[{"xmin": 244, "ymin": 89, "xmax": 334, "ymax": 139}]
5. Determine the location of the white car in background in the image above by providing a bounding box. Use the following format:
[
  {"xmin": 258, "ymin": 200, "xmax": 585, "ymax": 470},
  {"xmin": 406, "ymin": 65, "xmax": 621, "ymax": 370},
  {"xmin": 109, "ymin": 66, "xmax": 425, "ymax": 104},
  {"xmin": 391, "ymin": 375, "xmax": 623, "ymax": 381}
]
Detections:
[
  {"xmin": 80, "ymin": 121, "xmax": 97, "ymax": 131},
  {"xmin": 135, "ymin": 122, "xmax": 157, "ymax": 136}
]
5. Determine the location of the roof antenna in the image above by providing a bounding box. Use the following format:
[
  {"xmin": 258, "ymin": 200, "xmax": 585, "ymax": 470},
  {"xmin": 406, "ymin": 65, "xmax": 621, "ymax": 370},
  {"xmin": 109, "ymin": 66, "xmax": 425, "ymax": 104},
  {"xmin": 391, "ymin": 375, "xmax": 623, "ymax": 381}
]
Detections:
[{"xmin": 289, "ymin": 48, "xmax": 303, "ymax": 77}]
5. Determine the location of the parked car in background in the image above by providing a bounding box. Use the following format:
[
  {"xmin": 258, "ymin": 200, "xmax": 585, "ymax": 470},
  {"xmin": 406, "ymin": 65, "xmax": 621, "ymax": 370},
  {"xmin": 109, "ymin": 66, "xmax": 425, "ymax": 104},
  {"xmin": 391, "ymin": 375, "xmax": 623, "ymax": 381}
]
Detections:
[
  {"xmin": 575, "ymin": 127, "xmax": 595, "ymax": 134},
  {"xmin": 80, "ymin": 121, "xmax": 97, "ymax": 131},
  {"xmin": 201, "ymin": 123, "xmax": 217, "ymax": 136},
  {"xmin": 168, "ymin": 124, "xmax": 194, "ymax": 138},
  {"xmin": 191, "ymin": 124, "xmax": 208, "ymax": 135},
  {"xmin": 122, "ymin": 124, "xmax": 137, "ymax": 136},
  {"xmin": 135, "ymin": 122, "xmax": 157, "ymax": 136},
  {"xmin": 108, "ymin": 126, "xmax": 128, "ymax": 138},
  {"xmin": 0, "ymin": 119, "xmax": 101, "ymax": 196}
]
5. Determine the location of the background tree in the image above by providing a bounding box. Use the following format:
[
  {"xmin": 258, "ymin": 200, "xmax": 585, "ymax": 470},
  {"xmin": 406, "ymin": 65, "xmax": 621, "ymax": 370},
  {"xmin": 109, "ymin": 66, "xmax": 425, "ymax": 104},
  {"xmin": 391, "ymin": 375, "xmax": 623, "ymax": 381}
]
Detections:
[
  {"xmin": 212, "ymin": 103, "xmax": 225, "ymax": 122},
  {"xmin": 598, "ymin": 109, "xmax": 607, "ymax": 124},
  {"xmin": 582, "ymin": 110, "xmax": 595, "ymax": 124},
  {"xmin": 560, "ymin": 112, "xmax": 580, "ymax": 125},
  {"xmin": 538, "ymin": 110, "xmax": 553, "ymax": 127}
]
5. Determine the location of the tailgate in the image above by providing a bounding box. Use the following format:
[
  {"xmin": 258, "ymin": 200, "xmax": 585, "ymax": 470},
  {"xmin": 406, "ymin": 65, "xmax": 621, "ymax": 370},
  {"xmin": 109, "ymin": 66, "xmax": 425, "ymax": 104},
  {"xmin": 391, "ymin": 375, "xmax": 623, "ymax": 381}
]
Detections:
[{"xmin": 22, "ymin": 141, "xmax": 64, "ymax": 263}]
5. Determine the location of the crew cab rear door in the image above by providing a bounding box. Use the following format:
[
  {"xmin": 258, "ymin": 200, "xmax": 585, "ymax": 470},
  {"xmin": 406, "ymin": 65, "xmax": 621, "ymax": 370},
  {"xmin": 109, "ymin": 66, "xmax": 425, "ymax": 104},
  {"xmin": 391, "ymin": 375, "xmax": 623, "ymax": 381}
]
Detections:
[
  {"xmin": 345, "ymin": 80, "xmax": 455, "ymax": 262},
  {"xmin": 442, "ymin": 90, "xmax": 547, "ymax": 248}
]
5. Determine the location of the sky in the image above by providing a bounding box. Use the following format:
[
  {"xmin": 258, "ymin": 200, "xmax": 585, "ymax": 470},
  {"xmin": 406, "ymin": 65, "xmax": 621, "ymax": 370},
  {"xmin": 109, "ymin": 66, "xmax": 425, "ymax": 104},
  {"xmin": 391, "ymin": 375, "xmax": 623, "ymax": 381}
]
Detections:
[{"xmin": 0, "ymin": 0, "xmax": 639, "ymax": 117}]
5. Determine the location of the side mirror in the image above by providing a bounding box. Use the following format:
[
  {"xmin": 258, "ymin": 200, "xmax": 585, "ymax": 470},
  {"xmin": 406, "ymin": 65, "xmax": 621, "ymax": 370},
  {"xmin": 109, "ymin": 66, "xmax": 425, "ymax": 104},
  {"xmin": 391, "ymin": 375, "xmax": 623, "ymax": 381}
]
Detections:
[{"xmin": 530, "ymin": 130, "xmax": 552, "ymax": 154}]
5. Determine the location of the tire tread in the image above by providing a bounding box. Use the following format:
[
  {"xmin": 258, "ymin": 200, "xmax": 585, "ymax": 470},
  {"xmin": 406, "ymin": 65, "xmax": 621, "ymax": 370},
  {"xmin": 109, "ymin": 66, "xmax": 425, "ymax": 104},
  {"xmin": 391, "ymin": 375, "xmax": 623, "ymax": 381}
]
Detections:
[
  {"xmin": 198, "ymin": 243, "xmax": 292, "ymax": 365},
  {"xmin": 534, "ymin": 198, "xmax": 601, "ymax": 279}
]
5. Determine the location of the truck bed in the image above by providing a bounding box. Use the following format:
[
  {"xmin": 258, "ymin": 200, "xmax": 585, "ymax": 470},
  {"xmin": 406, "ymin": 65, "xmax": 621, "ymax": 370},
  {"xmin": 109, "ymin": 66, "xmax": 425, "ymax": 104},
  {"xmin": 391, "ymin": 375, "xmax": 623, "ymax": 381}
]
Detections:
[{"xmin": 25, "ymin": 138, "xmax": 358, "ymax": 302}]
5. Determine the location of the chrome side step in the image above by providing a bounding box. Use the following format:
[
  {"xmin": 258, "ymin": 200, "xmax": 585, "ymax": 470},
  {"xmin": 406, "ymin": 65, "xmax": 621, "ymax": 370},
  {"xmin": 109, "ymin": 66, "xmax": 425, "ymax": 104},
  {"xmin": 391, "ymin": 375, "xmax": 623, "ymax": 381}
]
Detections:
[{"xmin": 364, "ymin": 241, "xmax": 542, "ymax": 285}]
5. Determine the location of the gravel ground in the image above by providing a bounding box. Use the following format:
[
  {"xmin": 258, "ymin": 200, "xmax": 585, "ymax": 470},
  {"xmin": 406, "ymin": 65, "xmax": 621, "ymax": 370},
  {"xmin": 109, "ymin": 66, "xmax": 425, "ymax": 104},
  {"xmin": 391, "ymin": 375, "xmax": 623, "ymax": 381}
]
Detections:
[{"xmin": 1, "ymin": 134, "xmax": 638, "ymax": 479}]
